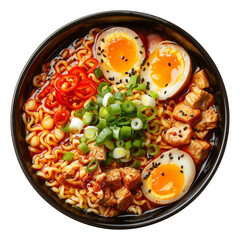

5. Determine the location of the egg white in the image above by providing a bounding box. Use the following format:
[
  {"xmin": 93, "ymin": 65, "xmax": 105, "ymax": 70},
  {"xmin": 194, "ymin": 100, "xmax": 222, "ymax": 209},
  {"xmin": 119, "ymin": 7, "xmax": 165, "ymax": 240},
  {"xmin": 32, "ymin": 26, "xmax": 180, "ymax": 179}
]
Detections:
[
  {"xmin": 94, "ymin": 27, "xmax": 146, "ymax": 85},
  {"xmin": 141, "ymin": 42, "xmax": 192, "ymax": 100},
  {"xmin": 141, "ymin": 148, "xmax": 196, "ymax": 205}
]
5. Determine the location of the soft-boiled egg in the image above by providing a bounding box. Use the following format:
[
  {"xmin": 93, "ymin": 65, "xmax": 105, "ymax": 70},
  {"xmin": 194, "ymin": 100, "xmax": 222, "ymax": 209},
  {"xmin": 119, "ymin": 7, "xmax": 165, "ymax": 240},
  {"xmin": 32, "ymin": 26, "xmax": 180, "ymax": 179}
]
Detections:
[
  {"xmin": 141, "ymin": 42, "xmax": 192, "ymax": 100},
  {"xmin": 141, "ymin": 148, "xmax": 196, "ymax": 205},
  {"xmin": 95, "ymin": 27, "xmax": 146, "ymax": 84}
]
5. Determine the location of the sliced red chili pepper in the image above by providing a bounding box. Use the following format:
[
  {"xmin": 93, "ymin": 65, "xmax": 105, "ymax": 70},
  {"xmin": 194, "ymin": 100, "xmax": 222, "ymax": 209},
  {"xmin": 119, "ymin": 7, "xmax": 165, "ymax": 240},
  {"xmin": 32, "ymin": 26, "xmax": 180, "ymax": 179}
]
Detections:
[
  {"xmin": 80, "ymin": 78, "xmax": 98, "ymax": 90},
  {"xmin": 66, "ymin": 93, "xmax": 84, "ymax": 109},
  {"xmin": 54, "ymin": 110, "xmax": 69, "ymax": 125},
  {"xmin": 45, "ymin": 89, "xmax": 58, "ymax": 109},
  {"xmin": 74, "ymin": 83, "xmax": 97, "ymax": 100},
  {"xmin": 83, "ymin": 57, "xmax": 98, "ymax": 74},
  {"xmin": 55, "ymin": 74, "xmax": 79, "ymax": 93},
  {"xmin": 37, "ymin": 85, "xmax": 54, "ymax": 100},
  {"xmin": 69, "ymin": 67, "xmax": 87, "ymax": 80},
  {"xmin": 55, "ymin": 89, "xmax": 67, "ymax": 105}
]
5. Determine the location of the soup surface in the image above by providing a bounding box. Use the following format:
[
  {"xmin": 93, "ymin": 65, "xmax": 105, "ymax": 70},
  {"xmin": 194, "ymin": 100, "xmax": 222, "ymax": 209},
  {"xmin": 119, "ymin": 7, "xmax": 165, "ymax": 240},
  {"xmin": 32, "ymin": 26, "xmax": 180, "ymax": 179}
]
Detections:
[{"xmin": 22, "ymin": 27, "xmax": 218, "ymax": 217}]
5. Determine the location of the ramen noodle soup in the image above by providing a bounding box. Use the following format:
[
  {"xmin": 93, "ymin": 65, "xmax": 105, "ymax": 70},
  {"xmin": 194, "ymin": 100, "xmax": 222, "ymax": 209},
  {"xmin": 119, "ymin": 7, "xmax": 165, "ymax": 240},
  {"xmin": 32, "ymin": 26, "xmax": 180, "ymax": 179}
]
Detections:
[{"xmin": 22, "ymin": 27, "xmax": 218, "ymax": 217}]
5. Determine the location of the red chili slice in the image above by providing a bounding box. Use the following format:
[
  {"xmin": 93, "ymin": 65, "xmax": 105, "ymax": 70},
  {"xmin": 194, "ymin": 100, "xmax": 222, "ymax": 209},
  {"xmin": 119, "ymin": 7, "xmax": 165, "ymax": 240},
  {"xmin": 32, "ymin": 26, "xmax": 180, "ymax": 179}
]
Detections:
[
  {"xmin": 44, "ymin": 89, "xmax": 58, "ymax": 109},
  {"xmin": 37, "ymin": 85, "xmax": 54, "ymax": 100},
  {"xmin": 66, "ymin": 93, "xmax": 85, "ymax": 109},
  {"xmin": 83, "ymin": 57, "xmax": 98, "ymax": 74},
  {"xmin": 55, "ymin": 74, "xmax": 79, "ymax": 93},
  {"xmin": 69, "ymin": 67, "xmax": 87, "ymax": 80},
  {"xmin": 54, "ymin": 110, "xmax": 69, "ymax": 125},
  {"xmin": 55, "ymin": 89, "xmax": 67, "ymax": 105},
  {"xmin": 74, "ymin": 83, "xmax": 97, "ymax": 100},
  {"xmin": 80, "ymin": 78, "xmax": 98, "ymax": 90}
]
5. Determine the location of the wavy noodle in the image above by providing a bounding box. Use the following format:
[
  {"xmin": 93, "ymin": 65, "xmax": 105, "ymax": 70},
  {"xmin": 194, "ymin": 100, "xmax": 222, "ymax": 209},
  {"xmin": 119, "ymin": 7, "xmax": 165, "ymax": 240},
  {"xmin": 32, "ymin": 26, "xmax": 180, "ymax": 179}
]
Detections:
[{"xmin": 22, "ymin": 28, "xmax": 176, "ymax": 218}]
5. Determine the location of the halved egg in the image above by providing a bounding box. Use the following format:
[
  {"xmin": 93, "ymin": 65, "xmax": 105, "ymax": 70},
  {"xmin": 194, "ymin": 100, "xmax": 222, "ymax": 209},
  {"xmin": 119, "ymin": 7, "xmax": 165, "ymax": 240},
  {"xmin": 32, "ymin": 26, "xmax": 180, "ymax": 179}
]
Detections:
[
  {"xmin": 141, "ymin": 148, "xmax": 196, "ymax": 205},
  {"xmin": 141, "ymin": 43, "xmax": 192, "ymax": 100},
  {"xmin": 94, "ymin": 27, "xmax": 146, "ymax": 84}
]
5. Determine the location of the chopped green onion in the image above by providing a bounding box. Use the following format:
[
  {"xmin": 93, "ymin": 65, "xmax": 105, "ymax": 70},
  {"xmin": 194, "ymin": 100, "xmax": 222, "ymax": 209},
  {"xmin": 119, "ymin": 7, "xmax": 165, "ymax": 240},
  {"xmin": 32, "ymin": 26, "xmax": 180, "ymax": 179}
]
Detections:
[
  {"xmin": 75, "ymin": 108, "xmax": 86, "ymax": 118},
  {"xmin": 107, "ymin": 103, "xmax": 122, "ymax": 115},
  {"xmin": 91, "ymin": 115, "xmax": 99, "ymax": 125},
  {"xmin": 147, "ymin": 121, "xmax": 159, "ymax": 133},
  {"xmin": 95, "ymin": 127, "xmax": 112, "ymax": 145},
  {"xmin": 85, "ymin": 101, "xmax": 99, "ymax": 111},
  {"xmin": 96, "ymin": 117, "xmax": 107, "ymax": 131},
  {"xmin": 78, "ymin": 142, "xmax": 90, "ymax": 154},
  {"xmin": 104, "ymin": 140, "xmax": 115, "ymax": 150},
  {"xmin": 125, "ymin": 140, "xmax": 132, "ymax": 150},
  {"xmin": 124, "ymin": 111, "xmax": 137, "ymax": 118},
  {"xmin": 120, "ymin": 126, "xmax": 132, "ymax": 139},
  {"xmin": 129, "ymin": 159, "xmax": 141, "ymax": 169},
  {"xmin": 131, "ymin": 147, "xmax": 146, "ymax": 157},
  {"xmin": 134, "ymin": 84, "xmax": 146, "ymax": 91},
  {"xmin": 149, "ymin": 90, "xmax": 158, "ymax": 99},
  {"xmin": 97, "ymin": 82, "xmax": 110, "ymax": 96},
  {"xmin": 102, "ymin": 92, "xmax": 114, "ymax": 107},
  {"xmin": 106, "ymin": 115, "xmax": 117, "ymax": 126},
  {"xmin": 117, "ymin": 116, "xmax": 131, "ymax": 126},
  {"xmin": 100, "ymin": 157, "xmax": 112, "ymax": 166},
  {"xmin": 99, "ymin": 107, "xmax": 109, "ymax": 118},
  {"xmin": 79, "ymin": 137, "xmax": 86, "ymax": 143},
  {"xmin": 147, "ymin": 144, "xmax": 160, "ymax": 156},
  {"xmin": 132, "ymin": 99, "xmax": 143, "ymax": 107},
  {"xmin": 132, "ymin": 130, "xmax": 146, "ymax": 141},
  {"xmin": 94, "ymin": 67, "xmax": 103, "ymax": 79},
  {"xmin": 129, "ymin": 74, "xmax": 140, "ymax": 86},
  {"xmin": 86, "ymin": 158, "xmax": 98, "ymax": 173},
  {"xmin": 142, "ymin": 95, "xmax": 155, "ymax": 107},
  {"xmin": 60, "ymin": 121, "xmax": 71, "ymax": 133},
  {"xmin": 96, "ymin": 94, "xmax": 103, "ymax": 106},
  {"xmin": 62, "ymin": 151, "xmax": 74, "ymax": 161},
  {"xmin": 122, "ymin": 100, "xmax": 136, "ymax": 113},
  {"xmin": 137, "ymin": 106, "xmax": 156, "ymax": 121},
  {"xmin": 132, "ymin": 139, "xmax": 142, "ymax": 148},
  {"xmin": 84, "ymin": 126, "xmax": 98, "ymax": 140},
  {"xmin": 116, "ymin": 139, "xmax": 125, "ymax": 147},
  {"xmin": 108, "ymin": 150, "xmax": 114, "ymax": 158},
  {"xmin": 82, "ymin": 112, "xmax": 94, "ymax": 125},
  {"xmin": 113, "ymin": 147, "xmax": 127, "ymax": 159},
  {"xmin": 112, "ymin": 126, "xmax": 121, "ymax": 140},
  {"xmin": 114, "ymin": 92, "xmax": 125, "ymax": 102},
  {"xmin": 131, "ymin": 118, "xmax": 143, "ymax": 130}
]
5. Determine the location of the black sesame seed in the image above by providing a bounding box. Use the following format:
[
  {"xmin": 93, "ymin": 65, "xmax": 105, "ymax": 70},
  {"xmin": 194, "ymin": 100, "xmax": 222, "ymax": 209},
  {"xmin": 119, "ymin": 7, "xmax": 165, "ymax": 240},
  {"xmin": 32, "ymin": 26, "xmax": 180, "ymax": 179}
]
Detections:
[
  {"xmin": 124, "ymin": 72, "xmax": 128, "ymax": 74},
  {"xmin": 139, "ymin": 51, "xmax": 143, "ymax": 54},
  {"xmin": 141, "ymin": 78, "xmax": 145, "ymax": 83},
  {"xmin": 161, "ymin": 172, "xmax": 165, "ymax": 176},
  {"xmin": 170, "ymin": 157, "xmax": 173, "ymax": 160},
  {"xmin": 135, "ymin": 36, "xmax": 139, "ymax": 39},
  {"xmin": 119, "ymin": 79, "xmax": 122, "ymax": 83},
  {"xmin": 181, "ymin": 112, "xmax": 185, "ymax": 116},
  {"xmin": 125, "ymin": 79, "xmax": 128, "ymax": 83},
  {"xmin": 184, "ymin": 113, "xmax": 188, "ymax": 116},
  {"xmin": 148, "ymin": 189, "xmax": 152, "ymax": 193},
  {"xmin": 190, "ymin": 114, "xmax": 194, "ymax": 117},
  {"xmin": 169, "ymin": 153, "xmax": 172, "ymax": 157},
  {"xmin": 98, "ymin": 46, "xmax": 101, "ymax": 51},
  {"xmin": 181, "ymin": 165, "xmax": 183, "ymax": 169},
  {"xmin": 116, "ymin": 82, "xmax": 120, "ymax": 85},
  {"xmin": 106, "ymin": 70, "xmax": 109, "ymax": 73},
  {"xmin": 103, "ymin": 54, "xmax": 106, "ymax": 58},
  {"xmin": 164, "ymin": 91, "xmax": 167, "ymax": 94},
  {"xmin": 128, "ymin": 73, "xmax": 132, "ymax": 77},
  {"xmin": 179, "ymin": 134, "xmax": 183, "ymax": 137},
  {"xmin": 150, "ymin": 167, "xmax": 153, "ymax": 171},
  {"xmin": 140, "ymin": 182, "xmax": 143, "ymax": 186},
  {"xmin": 180, "ymin": 170, "xmax": 184, "ymax": 173},
  {"xmin": 178, "ymin": 156, "xmax": 181, "ymax": 160},
  {"xmin": 168, "ymin": 62, "xmax": 171, "ymax": 66},
  {"xmin": 97, "ymin": 52, "xmax": 101, "ymax": 56},
  {"xmin": 160, "ymin": 154, "xmax": 164, "ymax": 158},
  {"xmin": 157, "ymin": 162, "xmax": 161, "ymax": 167},
  {"xmin": 181, "ymin": 154, "xmax": 184, "ymax": 158},
  {"xmin": 125, "ymin": 59, "xmax": 128, "ymax": 61},
  {"xmin": 147, "ymin": 62, "xmax": 150, "ymax": 66},
  {"xmin": 179, "ymin": 130, "xmax": 182, "ymax": 133},
  {"xmin": 101, "ymin": 59, "xmax": 103, "ymax": 63},
  {"xmin": 183, "ymin": 126, "xmax": 187, "ymax": 131},
  {"xmin": 121, "ymin": 56, "xmax": 125, "ymax": 60},
  {"xmin": 101, "ymin": 38, "xmax": 105, "ymax": 42},
  {"xmin": 179, "ymin": 110, "xmax": 183, "ymax": 113},
  {"xmin": 143, "ymin": 67, "xmax": 146, "ymax": 71},
  {"xmin": 165, "ymin": 84, "xmax": 168, "ymax": 87}
]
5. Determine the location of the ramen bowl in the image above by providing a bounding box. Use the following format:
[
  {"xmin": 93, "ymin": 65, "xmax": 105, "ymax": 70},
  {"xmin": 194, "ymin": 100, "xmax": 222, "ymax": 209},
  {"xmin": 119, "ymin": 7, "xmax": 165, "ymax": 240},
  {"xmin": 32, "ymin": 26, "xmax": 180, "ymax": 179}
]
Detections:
[{"xmin": 11, "ymin": 11, "xmax": 229, "ymax": 229}]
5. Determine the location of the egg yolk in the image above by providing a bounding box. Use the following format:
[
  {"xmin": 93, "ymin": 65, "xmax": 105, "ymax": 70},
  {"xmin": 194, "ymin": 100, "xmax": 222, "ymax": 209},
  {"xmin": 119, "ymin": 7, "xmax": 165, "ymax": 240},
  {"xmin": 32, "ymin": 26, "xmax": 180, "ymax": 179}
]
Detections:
[
  {"xmin": 148, "ymin": 164, "xmax": 185, "ymax": 199},
  {"xmin": 106, "ymin": 37, "xmax": 138, "ymax": 74},
  {"xmin": 149, "ymin": 48, "xmax": 184, "ymax": 88}
]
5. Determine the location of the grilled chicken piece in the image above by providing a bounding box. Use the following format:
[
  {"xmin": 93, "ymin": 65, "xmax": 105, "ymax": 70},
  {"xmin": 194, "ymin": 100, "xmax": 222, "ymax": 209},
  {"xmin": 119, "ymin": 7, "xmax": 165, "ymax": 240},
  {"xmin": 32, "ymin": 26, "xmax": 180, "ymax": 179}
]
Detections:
[
  {"xmin": 190, "ymin": 70, "xmax": 209, "ymax": 90},
  {"xmin": 163, "ymin": 121, "xmax": 193, "ymax": 147},
  {"xmin": 106, "ymin": 168, "xmax": 122, "ymax": 191},
  {"xmin": 172, "ymin": 101, "xmax": 201, "ymax": 126},
  {"xmin": 184, "ymin": 87, "xmax": 213, "ymax": 110},
  {"xmin": 100, "ymin": 187, "xmax": 117, "ymax": 207},
  {"xmin": 78, "ymin": 141, "xmax": 106, "ymax": 164},
  {"xmin": 186, "ymin": 139, "xmax": 211, "ymax": 165},
  {"xmin": 119, "ymin": 167, "xmax": 141, "ymax": 191},
  {"xmin": 114, "ymin": 186, "xmax": 132, "ymax": 211}
]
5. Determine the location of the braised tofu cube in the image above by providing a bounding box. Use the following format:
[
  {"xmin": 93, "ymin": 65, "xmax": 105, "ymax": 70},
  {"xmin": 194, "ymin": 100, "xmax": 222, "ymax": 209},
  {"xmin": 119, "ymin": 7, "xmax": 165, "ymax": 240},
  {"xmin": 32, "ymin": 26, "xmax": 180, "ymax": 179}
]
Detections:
[
  {"xmin": 185, "ymin": 87, "xmax": 213, "ymax": 110},
  {"xmin": 194, "ymin": 107, "xmax": 218, "ymax": 131},
  {"xmin": 114, "ymin": 186, "xmax": 132, "ymax": 211},
  {"xmin": 100, "ymin": 187, "xmax": 117, "ymax": 207},
  {"xmin": 190, "ymin": 70, "xmax": 209, "ymax": 90},
  {"xmin": 186, "ymin": 139, "xmax": 211, "ymax": 165},
  {"xmin": 119, "ymin": 167, "xmax": 141, "ymax": 190},
  {"xmin": 106, "ymin": 168, "xmax": 122, "ymax": 190},
  {"xmin": 172, "ymin": 101, "xmax": 201, "ymax": 126},
  {"xmin": 163, "ymin": 121, "xmax": 193, "ymax": 147},
  {"xmin": 194, "ymin": 130, "xmax": 209, "ymax": 140}
]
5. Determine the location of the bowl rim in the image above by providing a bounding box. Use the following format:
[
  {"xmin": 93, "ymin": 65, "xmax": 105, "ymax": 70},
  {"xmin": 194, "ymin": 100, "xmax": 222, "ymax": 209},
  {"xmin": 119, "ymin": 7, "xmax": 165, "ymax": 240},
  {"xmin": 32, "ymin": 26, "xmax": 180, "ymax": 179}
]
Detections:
[{"xmin": 11, "ymin": 10, "xmax": 229, "ymax": 229}]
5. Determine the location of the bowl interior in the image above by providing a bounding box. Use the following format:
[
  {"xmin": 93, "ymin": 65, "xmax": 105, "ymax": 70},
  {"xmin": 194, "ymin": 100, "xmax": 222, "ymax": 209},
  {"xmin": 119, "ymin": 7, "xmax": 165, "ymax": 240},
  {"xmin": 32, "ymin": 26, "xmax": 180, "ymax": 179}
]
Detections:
[{"xmin": 11, "ymin": 11, "xmax": 229, "ymax": 229}]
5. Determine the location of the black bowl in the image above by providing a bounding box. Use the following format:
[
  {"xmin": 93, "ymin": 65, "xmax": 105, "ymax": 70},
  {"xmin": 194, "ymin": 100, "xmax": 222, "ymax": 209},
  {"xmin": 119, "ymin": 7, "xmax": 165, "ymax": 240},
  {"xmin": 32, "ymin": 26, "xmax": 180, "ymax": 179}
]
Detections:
[{"xmin": 11, "ymin": 10, "xmax": 229, "ymax": 229}]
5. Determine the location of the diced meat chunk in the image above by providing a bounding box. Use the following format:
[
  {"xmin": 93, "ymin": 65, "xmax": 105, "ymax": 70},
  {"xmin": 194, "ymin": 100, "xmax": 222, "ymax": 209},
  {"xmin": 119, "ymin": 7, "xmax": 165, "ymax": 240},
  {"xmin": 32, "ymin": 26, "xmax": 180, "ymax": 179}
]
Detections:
[
  {"xmin": 106, "ymin": 168, "xmax": 122, "ymax": 190},
  {"xmin": 172, "ymin": 101, "xmax": 201, "ymax": 126},
  {"xmin": 186, "ymin": 139, "xmax": 211, "ymax": 164},
  {"xmin": 114, "ymin": 186, "xmax": 132, "ymax": 211},
  {"xmin": 163, "ymin": 121, "xmax": 193, "ymax": 147},
  {"xmin": 185, "ymin": 87, "xmax": 213, "ymax": 110},
  {"xmin": 100, "ymin": 187, "xmax": 117, "ymax": 207},
  {"xmin": 190, "ymin": 70, "xmax": 209, "ymax": 90},
  {"xmin": 78, "ymin": 141, "xmax": 106, "ymax": 164},
  {"xmin": 119, "ymin": 167, "xmax": 141, "ymax": 190},
  {"xmin": 194, "ymin": 107, "xmax": 218, "ymax": 131}
]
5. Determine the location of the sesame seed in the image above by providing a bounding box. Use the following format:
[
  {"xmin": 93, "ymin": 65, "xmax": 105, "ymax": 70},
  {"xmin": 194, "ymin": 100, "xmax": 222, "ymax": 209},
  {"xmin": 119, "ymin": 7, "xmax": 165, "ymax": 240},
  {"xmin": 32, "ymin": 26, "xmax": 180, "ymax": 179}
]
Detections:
[
  {"xmin": 164, "ymin": 91, "xmax": 167, "ymax": 94},
  {"xmin": 139, "ymin": 51, "xmax": 143, "ymax": 54},
  {"xmin": 121, "ymin": 56, "xmax": 125, "ymax": 60},
  {"xmin": 101, "ymin": 59, "xmax": 103, "ymax": 63},
  {"xmin": 101, "ymin": 38, "xmax": 105, "ymax": 42},
  {"xmin": 170, "ymin": 156, "xmax": 173, "ymax": 160},
  {"xmin": 179, "ymin": 130, "xmax": 182, "ymax": 133},
  {"xmin": 179, "ymin": 110, "xmax": 183, "ymax": 113},
  {"xmin": 103, "ymin": 54, "xmax": 106, "ymax": 57},
  {"xmin": 119, "ymin": 79, "xmax": 122, "ymax": 83},
  {"xmin": 178, "ymin": 156, "xmax": 181, "ymax": 160},
  {"xmin": 179, "ymin": 134, "xmax": 183, "ymax": 137},
  {"xmin": 135, "ymin": 36, "xmax": 139, "ymax": 39},
  {"xmin": 181, "ymin": 154, "xmax": 184, "ymax": 158},
  {"xmin": 101, "ymin": 49, "xmax": 104, "ymax": 53},
  {"xmin": 125, "ymin": 79, "xmax": 128, "ymax": 83},
  {"xmin": 143, "ymin": 67, "xmax": 146, "ymax": 71},
  {"xmin": 181, "ymin": 165, "xmax": 183, "ymax": 169},
  {"xmin": 160, "ymin": 154, "xmax": 164, "ymax": 158},
  {"xmin": 140, "ymin": 182, "xmax": 143, "ymax": 186},
  {"xmin": 181, "ymin": 112, "xmax": 185, "ymax": 116},
  {"xmin": 180, "ymin": 170, "xmax": 184, "ymax": 173},
  {"xmin": 116, "ymin": 82, "xmax": 120, "ymax": 85},
  {"xmin": 183, "ymin": 126, "xmax": 187, "ymax": 131},
  {"xmin": 165, "ymin": 84, "xmax": 168, "ymax": 87},
  {"xmin": 168, "ymin": 63, "xmax": 171, "ymax": 66},
  {"xmin": 125, "ymin": 59, "xmax": 128, "ymax": 61},
  {"xmin": 124, "ymin": 72, "xmax": 128, "ymax": 74},
  {"xmin": 147, "ymin": 62, "xmax": 150, "ymax": 66},
  {"xmin": 161, "ymin": 172, "xmax": 165, "ymax": 176},
  {"xmin": 169, "ymin": 153, "xmax": 172, "ymax": 157},
  {"xmin": 150, "ymin": 167, "xmax": 153, "ymax": 171},
  {"xmin": 97, "ymin": 52, "xmax": 101, "ymax": 56},
  {"xmin": 98, "ymin": 46, "xmax": 101, "ymax": 51},
  {"xmin": 190, "ymin": 114, "xmax": 194, "ymax": 117},
  {"xmin": 148, "ymin": 189, "xmax": 152, "ymax": 193},
  {"xmin": 106, "ymin": 70, "xmax": 109, "ymax": 73}
]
